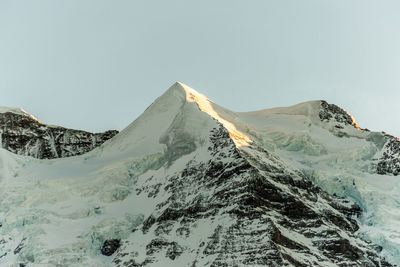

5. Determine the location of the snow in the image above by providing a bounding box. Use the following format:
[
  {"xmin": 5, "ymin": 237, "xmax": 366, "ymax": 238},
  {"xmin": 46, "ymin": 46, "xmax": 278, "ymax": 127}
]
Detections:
[
  {"xmin": 182, "ymin": 82, "xmax": 252, "ymax": 148},
  {"xmin": 0, "ymin": 106, "xmax": 27, "ymax": 116},
  {"xmin": 233, "ymin": 102, "xmax": 400, "ymax": 264},
  {"xmin": 0, "ymin": 82, "xmax": 399, "ymax": 265},
  {"xmin": 0, "ymin": 83, "xmax": 224, "ymax": 265},
  {"xmin": 0, "ymin": 106, "xmax": 39, "ymax": 122}
]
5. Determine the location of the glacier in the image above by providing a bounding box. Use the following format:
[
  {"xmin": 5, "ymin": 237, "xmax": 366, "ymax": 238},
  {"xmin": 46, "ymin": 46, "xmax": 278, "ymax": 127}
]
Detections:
[{"xmin": 0, "ymin": 82, "xmax": 398, "ymax": 266}]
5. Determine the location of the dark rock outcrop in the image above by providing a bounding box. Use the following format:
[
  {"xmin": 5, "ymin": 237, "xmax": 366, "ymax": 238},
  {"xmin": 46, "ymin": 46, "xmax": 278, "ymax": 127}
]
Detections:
[
  {"xmin": 319, "ymin": 101, "xmax": 356, "ymax": 126},
  {"xmin": 318, "ymin": 101, "xmax": 400, "ymax": 177},
  {"xmin": 101, "ymin": 239, "xmax": 121, "ymax": 256},
  {"xmin": 376, "ymin": 136, "xmax": 400, "ymax": 176},
  {"xmin": 0, "ymin": 111, "xmax": 118, "ymax": 159}
]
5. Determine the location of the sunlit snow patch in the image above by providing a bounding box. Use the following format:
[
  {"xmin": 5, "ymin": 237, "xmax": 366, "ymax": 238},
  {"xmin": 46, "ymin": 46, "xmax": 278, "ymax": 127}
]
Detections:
[
  {"xmin": 0, "ymin": 106, "xmax": 40, "ymax": 123},
  {"xmin": 179, "ymin": 82, "xmax": 252, "ymax": 148}
]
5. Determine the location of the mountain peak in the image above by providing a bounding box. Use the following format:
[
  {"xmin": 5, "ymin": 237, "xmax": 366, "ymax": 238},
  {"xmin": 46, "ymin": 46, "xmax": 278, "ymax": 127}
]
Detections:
[
  {"xmin": 170, "ymin": 82, "xmax": 253, "ymax": 148},
  {"xmin": 153, "ymin": 81, "xmax": 200, "ymax": 107},
  {"xmin": 150, "ymin": 82, "xmax": 252, "ymax": 148},
  {"xmin": 319, "ymin": 100, "xmax": 361, "ymax": 130},
  {"xmin": 0, "ymin": 83, "xmax": 398, "ymax": 266},
  {"xmin": 0, "ymin": 106, "xmax": 40, "ymax": 122}
]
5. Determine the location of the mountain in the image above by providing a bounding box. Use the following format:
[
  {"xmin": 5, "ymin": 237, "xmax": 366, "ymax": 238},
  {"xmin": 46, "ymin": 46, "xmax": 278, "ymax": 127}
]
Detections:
[
  {"xmin": 0, "ymin": 82, "xmax": 398, "ymax": 266},
  {"xmin": 0, "ymin": 107, "xmax": 118, "ymax": 159}
]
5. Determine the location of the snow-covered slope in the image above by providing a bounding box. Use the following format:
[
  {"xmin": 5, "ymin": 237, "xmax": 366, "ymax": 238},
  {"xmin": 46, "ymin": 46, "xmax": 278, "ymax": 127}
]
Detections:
[
  {"xmin": 0, "ymin": 82, "xmax": 398, "ymax": 266},
  {"xmin": 0, "ymin": 107, "xmax": 118, "ymax": 159},
  {"xmin": 0, "ymin": 107, "xmax": 35, "ymax": 118}
]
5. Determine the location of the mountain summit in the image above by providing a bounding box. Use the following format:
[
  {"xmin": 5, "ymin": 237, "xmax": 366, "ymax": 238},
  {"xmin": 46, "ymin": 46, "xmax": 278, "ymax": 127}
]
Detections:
[{"xmin": 0, "ymin": 82, "xmax": 398, "ymax": 266}]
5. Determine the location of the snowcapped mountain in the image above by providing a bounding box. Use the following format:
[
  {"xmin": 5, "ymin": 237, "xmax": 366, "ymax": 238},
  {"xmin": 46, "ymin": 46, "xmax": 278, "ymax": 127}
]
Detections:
[
  {"xmin": 0, "ymin": 107, "xmax": 118, "ymax": 159},
  {"xmin": 0, "ymin": 82, "xmax": 398, "ymax": 266}
]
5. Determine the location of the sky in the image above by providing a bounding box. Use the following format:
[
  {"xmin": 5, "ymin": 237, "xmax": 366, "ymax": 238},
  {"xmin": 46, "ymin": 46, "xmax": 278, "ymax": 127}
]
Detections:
[{"xmin": 1, "ymin": 0, "xmax": 400, "ymax": 136}]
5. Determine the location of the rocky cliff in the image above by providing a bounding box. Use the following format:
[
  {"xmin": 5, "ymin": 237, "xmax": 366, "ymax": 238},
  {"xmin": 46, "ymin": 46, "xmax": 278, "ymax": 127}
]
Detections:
[{"xmin": 0, "ymin": 108, "xmax": 118, "ymax": 159}]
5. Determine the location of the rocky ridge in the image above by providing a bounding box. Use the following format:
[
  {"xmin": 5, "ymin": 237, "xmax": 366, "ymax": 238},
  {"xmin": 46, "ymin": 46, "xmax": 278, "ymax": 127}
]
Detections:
[
  {"xmin": 319, "ymin": 100, "xmax": 361, "ymax": 130},
  {"xmin": 0, "ymin": 109, "xmax": 118, "ymax": 159},
  {"xmin": 318, "ymin": 101, "xmax": 400, "ymax": 176}
]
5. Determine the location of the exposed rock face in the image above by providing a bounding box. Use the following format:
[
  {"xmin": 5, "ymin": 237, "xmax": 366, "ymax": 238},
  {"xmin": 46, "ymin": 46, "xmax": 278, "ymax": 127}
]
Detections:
[
  {"xmin": 0, "ymin": 111, "xmax": 118, "ymax": 159},
  {"xmin": 376, "ymin": 136, "xmax": 400, "ymax": 176},
  {"xmin": 113, "ymin": 126, "xmax": 391, "ymax": 266},
  {"xmin": 101, "ymin": 239, "xmax": 121, "ymax": 256},
  {"xmin": 318, "ymin": 101, "xmax": 400, "ymax": 176},
  {"xmin": 319, "ymin": 100, "xmax": 359, "ymax": 128}
]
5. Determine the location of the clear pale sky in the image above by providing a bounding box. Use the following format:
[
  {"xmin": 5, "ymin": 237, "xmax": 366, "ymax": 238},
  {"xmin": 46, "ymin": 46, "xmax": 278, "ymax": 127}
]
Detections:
[{"xmin": 1, "ymin": 0, "xmax": 400, "ymax": 136}]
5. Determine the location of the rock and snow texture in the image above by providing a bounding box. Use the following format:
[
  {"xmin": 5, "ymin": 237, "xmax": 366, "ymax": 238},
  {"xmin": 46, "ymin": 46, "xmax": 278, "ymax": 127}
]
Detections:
[
  {"xmin": 0, "ymin": 82, "xmax": 398, "ymax": 266},
  {"xmin": 113, "ymin": 126, "xmax": 389, "ymax": 266},
  {"xmin": 0, "ymin": 108, "xmax": 118, "ymax": 159}
]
